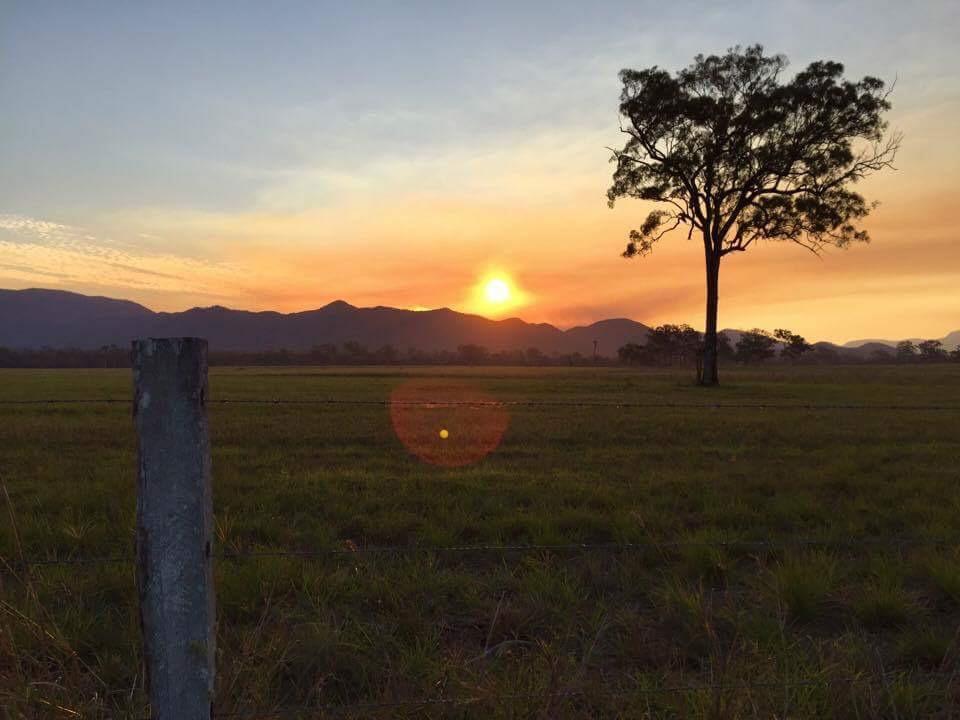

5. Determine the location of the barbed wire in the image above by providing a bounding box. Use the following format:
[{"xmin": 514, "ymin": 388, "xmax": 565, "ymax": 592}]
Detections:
[
  {"xmin": 0, "ymin": 398, "xmax": 130, "ymax": 404},
  {"xmin": 6, "ymin": 534, "xmax": 959, "ymax": 570},
  {"xmin": 1, "ymin": 397, "xmax": 958, "ymax": 410},
  {"xmin": 159, "ymin": 672, "xmax": 960, "ymax": 719}
]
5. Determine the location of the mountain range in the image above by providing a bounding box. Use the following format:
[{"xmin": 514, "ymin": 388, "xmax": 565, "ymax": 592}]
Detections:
[
  {"xmin": 844, "ymin": 332, "xmax": 960, "ymax": 350},
  {"xmin": 1, "ymin": 288, "xmax": 956, "ymax": 358},
  {"xmin": 0, "ymin": 288, "xmax": 650, "ymax": 356}
]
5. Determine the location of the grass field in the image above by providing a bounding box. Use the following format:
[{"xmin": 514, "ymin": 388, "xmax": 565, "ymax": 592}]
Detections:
[{"xmin": 2, "ymin": 364, "xmax": 960, "ymax": 718}]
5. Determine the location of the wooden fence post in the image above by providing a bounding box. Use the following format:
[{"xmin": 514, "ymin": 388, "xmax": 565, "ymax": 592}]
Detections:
[{"xmin": 132, "ymin": 338, "xmax": 215, "ymax": 720}]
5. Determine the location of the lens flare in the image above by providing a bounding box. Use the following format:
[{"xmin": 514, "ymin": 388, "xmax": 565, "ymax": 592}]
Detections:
[{"xmin": 390, "ymin": 379, "xmax": 509, "ymax": 467}]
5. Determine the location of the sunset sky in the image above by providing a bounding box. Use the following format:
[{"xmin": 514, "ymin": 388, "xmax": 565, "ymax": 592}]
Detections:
[{"xmin": 1, "ymin": 1, "xmax": 958, "ymax": 343}]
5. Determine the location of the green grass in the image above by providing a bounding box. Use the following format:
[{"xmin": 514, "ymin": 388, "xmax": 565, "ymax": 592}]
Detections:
[{"xmin": 1, "ymin": 364, "xmax": 959, "ymax": 718}]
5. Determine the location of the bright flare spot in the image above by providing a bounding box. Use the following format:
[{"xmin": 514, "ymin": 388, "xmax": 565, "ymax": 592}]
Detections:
[
  {"xmin": 484, "ymin": 277, "xmax": 511, "ymax": 304},
  {"xmin": 390, "ymin": 380, "xmax": 509, "ymax": 467}
]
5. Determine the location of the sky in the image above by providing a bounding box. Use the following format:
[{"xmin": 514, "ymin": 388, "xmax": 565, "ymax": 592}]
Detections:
[{"xmin": 1, "ymin": 0, "xmax": 958, "ymax": 343}]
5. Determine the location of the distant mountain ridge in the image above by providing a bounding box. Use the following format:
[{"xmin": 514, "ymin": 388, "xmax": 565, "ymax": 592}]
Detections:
[
  {"xmin": 845, "ymin": 331, "xmax": 960, "ymax": 350},
  {"xmin": 1, "ymin": 288, "xmax": 955, "ymax": 357},
  {"xmin": 0, "ymin": 288, "xmax": 650, "ymax": 356}
]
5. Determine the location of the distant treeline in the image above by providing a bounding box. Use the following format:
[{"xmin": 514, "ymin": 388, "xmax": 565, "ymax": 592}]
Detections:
[
  {"xmin": 1, "ymin": 332, "xmax": 957, "ymax": 368},
  {"xmin": 617, "ymin": 326, "xmax": 960, "ymax": 366},
  {"xmin": 0, "ymin": 343, "xmax": 608, "ymax": 368}
]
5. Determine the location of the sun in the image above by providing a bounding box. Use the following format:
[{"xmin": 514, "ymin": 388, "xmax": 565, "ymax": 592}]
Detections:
[
  {"xmin": 471, "ymin": 271, "xmax": 526, "ymax": 316},
  {"xmin": 484, "ymin": 277, "xmax": 511, "ymax": 304}
]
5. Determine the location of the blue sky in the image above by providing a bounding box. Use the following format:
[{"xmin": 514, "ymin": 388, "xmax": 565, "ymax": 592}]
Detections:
[{"xmin": 1, "ymin": 1, "xmax": 958, "ymax": 340}]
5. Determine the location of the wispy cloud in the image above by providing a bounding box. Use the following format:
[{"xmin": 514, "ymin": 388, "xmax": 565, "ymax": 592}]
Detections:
[
  {"xmin": 0, "ymin": 262, "xmax": 75, "ymax": 281},
  {"xmin": 104, "ymin": 262, "xmax": 182, "ymax": 280},
  {"xmin": 0, "ymin": 213, "xmax": 139, "ymax": 260},
  {"xmin": 0, "ymin": 215, "xmax": 77, "ymax": 243},
  {"xmin": 0, "ymin": 212, "xmax": 248, "ymax": 308}
]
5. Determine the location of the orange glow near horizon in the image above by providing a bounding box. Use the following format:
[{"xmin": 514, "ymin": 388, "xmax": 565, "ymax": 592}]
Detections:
[{"xmin": 3, "ymin": 183, "xmax": 959, "ymax": 344}]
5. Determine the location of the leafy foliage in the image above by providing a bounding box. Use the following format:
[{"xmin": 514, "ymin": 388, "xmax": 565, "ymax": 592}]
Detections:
[
  {"xmin": 896, "ymin": 341, "xmax": 918, "ymax": 362},
  {"xmin": 735, "ymin": 329, "xmax": 778, "ymax": 363},
  {"xmin": 617, "ymin": 342, "xmax": 645, "ymax": 365},
  {"xmin": 645, "ymin": 323, "xmax": 703, "ymax": 364},
  {"xmin": 917, "ymin": 339, "xmax": 947, "ymax": 361},
  {"xmin": 617, "ymin": 324, "xmax": 702, "ymax": 365},
  {"xmin": 619, "ymin": 330, "xmax": 735, "ymax": 366},
  {"xmin": 609, "ymin": 45, "xmax": 899, "ymax": 259},
  {"xmin": 774, "ymin": 328, "xmax": 813, "ymax": 361}
]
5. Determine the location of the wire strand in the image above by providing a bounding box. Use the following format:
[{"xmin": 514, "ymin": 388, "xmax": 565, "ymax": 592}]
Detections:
[
  {"xmin": 7, "ymin": 534, "xmax": 959, "ymax": 570},
  {"xmin": 1, "ymin": 397, "xmax": 958, "ymax": 410},
  {"xmin": 174, "ymin": 673, "xmax": 960, "ymax": 719}
]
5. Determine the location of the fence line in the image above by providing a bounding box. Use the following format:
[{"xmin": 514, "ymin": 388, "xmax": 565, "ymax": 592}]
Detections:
[
  {"xmin": 2, "ymin": 397, "xmax": 959, "ymax": 410},
  {"xmin": 6, "ymin": 340, "xmax": 958, "ymax": 718},
  {"xmin": 6, "ymin": 534, "xmax": 960, "ymax": 571},
  {"xmin": 173, "ymin": 673, "xmax": 960, "ymax": 719}
]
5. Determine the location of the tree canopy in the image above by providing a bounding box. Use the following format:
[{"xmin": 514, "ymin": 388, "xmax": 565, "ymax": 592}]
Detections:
[
  {"xmin": 896, "ymin": 341, "xmax": 918, "ymax": 361},
  {"xmin": 917, "ymin": 339, "xmax": 947, "ymax": 361},
  {"xmin": 774, "ymin": 328, "xmax": 813, "ymax": 361},
  {"xmin": 609, "ymin": 45, "xmax": 899, "ymax": 259},
  {"xmin": 735, "ymin": 329, "xmax": 778, "ymax": 363}
]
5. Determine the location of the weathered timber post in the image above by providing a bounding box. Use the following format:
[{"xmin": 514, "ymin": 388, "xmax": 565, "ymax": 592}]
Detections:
[{"xmin": 132, "ymin": 338, "xmax": 215, "ymax": 720}]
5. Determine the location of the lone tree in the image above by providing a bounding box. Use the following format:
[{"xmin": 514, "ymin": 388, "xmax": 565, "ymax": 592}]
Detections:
[
  {"xmin": 895, "ymin": 340, "xmax": 917, "ymax": 362},
  {"xmin": 917, "ymin": 339, "xmax": 947, "ymax": 361},
  {"xmin": 608, "ymin": 45, "xmax": 899, "ymax": 385},
  {"xmin": 774, "ymin": 328, "xmax": 813, "ymax": 362},
  {"xmin": 735, "ymin": 329, "xmax": 777, "ymax": 364},
  {"xmin": 644, "ymin": 323, "xmax": 702, "ymax": 365}
]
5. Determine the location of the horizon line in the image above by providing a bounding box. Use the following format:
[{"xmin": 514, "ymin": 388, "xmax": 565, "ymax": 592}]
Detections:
[{"xmin": 3, "ymin": 286, "xmax": 957, "ymax": 348}]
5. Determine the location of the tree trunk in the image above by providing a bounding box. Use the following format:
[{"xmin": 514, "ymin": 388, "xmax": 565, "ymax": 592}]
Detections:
[{"xmin": 701, "ymin": 253, "xmax": 721, "ymax": 386}]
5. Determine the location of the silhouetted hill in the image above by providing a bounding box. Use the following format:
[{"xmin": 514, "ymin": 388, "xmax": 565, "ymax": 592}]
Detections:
[
  {"xmin": 723, "ymin": 329, "xmax": 960, "ymax": 359},
  {"xmin": 844, "ymin": 331, "xmax": 960, "ymax": 350},
  {"xmin": 844, "ymin": 341, "xmax": 896, "ymax": 358},
  {"xmin": 564, "ymin": 319, "xmax": 650, "ymax": 357},
  {"xmin": 0, "ymin": 289, "xmax": 154, "ymax": 348},
  {"xmin": 0, "ymin": 288, "xmax": 651, "ymax": 355},
  {"xmin": 939, "ymin": 331, "xmax": 960, "ymax": 350}
]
